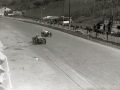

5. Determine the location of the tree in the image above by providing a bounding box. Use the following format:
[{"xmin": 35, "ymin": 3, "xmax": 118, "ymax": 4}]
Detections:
[
  {"xmin": 33, "ymin": 1, "xmax": 43, "ymax": 7},
  {"xmin": 44, "ymin": 0, "xmax": 51, "ymax": 5},
  {"xmin": 9, "ymin": 0, "xmax": 16, "ymax": 5},
  {"xmin": 21, "ymin": 4, "xmax": 30, "ymax": 10}
]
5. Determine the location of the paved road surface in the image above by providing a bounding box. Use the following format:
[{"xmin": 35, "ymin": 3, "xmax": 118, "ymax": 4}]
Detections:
[{"xmin": 0, "ymin": 18, "xmax": 120, "ymax": 90}]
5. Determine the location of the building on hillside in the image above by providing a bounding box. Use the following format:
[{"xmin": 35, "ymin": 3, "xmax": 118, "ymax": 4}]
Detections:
[
  {"xmin": 43, "ymin": 16, "xmax": 59, "ymax": 19},
  {"xmin": 0, "ymin": 7, "xmax": 11, "ymax": 16},
  {"xmin": 58, "ymin": 16, "xmax": 73, "ymax": 25},
  {"xmin": 22, "ymin": 10, "xmax": 27, "ymax": 15},
  {"xmin": 13, "ymin": 11, "xmax": 22, "ymax": 16}
]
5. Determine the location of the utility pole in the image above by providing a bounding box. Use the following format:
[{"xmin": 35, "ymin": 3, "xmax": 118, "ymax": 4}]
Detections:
[
  {"xmin": 111, "ymin": 0, "xmax": 114, "ymax": 23},
  {"xmin": 0, "ymin": 1, "xmax": 1, "ymax": 16},
  {"xmin": 40, "ymin": 7, "xmax": 42, "ymax": 20},
  {"xmin": 102, "ymin": 0, "xmax": 105, "ymax": 23},
  {"xmin": 62, "ymin": 0, "xmax": 64, "ymax": 27},
  {"xmin": 69, "ymin": 0, "xmax": 71, "ymax": 29},
  {"xmin": 111, "ymin": 0, "xmax": 114, "ymax": 32},
  {"xmin": 93, "ymin": 0, "xmax": 95, "ymax": 18},
  {"xmin": 62, "ymin": 0, "xmax": 64, "ymax": 16},
  {"xmin": 41, "ymin": 7, "xmax": 46, "ymax": 22}
]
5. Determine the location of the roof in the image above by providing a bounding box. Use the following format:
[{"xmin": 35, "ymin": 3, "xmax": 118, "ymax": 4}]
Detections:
[{"xmin": 1, "ymin": 7, "xmax": 11, "ymax": 11}]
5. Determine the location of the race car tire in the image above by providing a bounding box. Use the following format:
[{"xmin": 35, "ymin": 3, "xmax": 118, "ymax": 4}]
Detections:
[
  {"xmin": 50, "ymin": 33, "xmax": 52, "ymax": 37},
  {"xmin": 44, "ymin": 39, "xmax": 46, "ymax": 44}
]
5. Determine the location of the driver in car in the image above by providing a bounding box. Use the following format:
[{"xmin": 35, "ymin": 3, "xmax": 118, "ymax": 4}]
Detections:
[
  {"xmin": 43, "ymin": 29, "xmax": 48, "ymax": 33},
  {"xmin": 35, "ymin": 33, "xmax": 39, "ymax": 39}
]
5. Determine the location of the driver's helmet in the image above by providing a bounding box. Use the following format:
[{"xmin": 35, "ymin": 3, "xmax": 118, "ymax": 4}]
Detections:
[
  {"xmin": 43, "ymin": 29, "xmax": 48, "ymax": 33},
  {"xmin": 35, "ymin": 33, "xmax": 39, "ymax": 37}
]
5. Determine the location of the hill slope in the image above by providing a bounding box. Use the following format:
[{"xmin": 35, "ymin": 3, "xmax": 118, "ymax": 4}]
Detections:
[{"xmin": 6, "ymin": 0, "xmax": 120, "ymax": 26}]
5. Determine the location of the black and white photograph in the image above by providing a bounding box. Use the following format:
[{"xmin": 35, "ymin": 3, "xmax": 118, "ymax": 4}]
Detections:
[{"xmin": 0, "ymin": 0, "xmax": 120, "ymax": 90}]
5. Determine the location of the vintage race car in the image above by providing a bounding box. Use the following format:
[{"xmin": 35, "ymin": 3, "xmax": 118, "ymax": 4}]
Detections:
[
  {"xmin": 41, "ymin": 29, "xmax": 52, "ymax": 37},
  {"xmin": 32, "ymin": 36, "xmax": 46, "ymax": 44}
]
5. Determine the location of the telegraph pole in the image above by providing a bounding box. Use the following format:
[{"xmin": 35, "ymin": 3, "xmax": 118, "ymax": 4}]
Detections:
[
  {"xmin": 102, "ymin": 0, "xmax": 105, "ymax": 23},
  {"xmin": 40, "ymin": 7, "xmax": 42, "ymax": 20},
  {"xmin": 111, "ymin": 0, "xmax": 114, "ymax": 23},
  {"xmin": 40, "ymin": 7, "xmax": 46, "ymax": 21},
  {"xmin": 62, "ymin": 0, "xmax": 64, "ymax": 27},
  {"xmin": 62, "ymin": 0, "xmax": 64, "ymax": 16},
  {"xmin": 69, "ymin": 0, "xmax": 71, "ymax": 29},
  {"xmin": 93, "ymin": 0, "xmax": 95, "ymax": 18}
]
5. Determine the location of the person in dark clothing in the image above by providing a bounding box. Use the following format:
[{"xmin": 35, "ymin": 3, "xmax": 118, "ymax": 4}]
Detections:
[
  {"xmin": 93, "ymin": 24, "xmax": 96, "ymax": 31},
  {"xmin": 103, "ymin": 24, "xmax": 106, "ymax": 31},
  {"xmin": 96, "ymin": 22, "xmax": 101, "ymax": 29},
  {"xmin": 107, "ymin": 23, "xmax": 112, "ymax": 34}
]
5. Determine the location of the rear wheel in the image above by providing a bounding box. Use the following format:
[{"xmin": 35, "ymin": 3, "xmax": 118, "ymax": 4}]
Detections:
[
  {"xmin": 32, "ymin": 37, "xmax": 34, "ymax": 42},
  {"xmin": 39, "ymin": 39, "xmax": 43, "ymax": 44},
  {"xmin": 44, "ymin": 39, "xmax": 46, "ymax": 44},
  {"xmin": 32, "ymin": 37, "xmax": 36, "ymax": 43},
  {"xmin": 37, "ymin": 39, "xmax": 40, "ymax": 44},
  {"xmin": 41, "ymin": 33, "xmax": 43, "ymax": 36}
]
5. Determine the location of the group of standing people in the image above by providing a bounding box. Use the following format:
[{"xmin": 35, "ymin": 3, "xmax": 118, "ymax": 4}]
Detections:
[{"xmin": 93, "ymin": 19, "xmax": 113, "ymax": 34}]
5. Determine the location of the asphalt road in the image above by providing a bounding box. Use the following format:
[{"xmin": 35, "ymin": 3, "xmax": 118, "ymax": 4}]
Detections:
[{"xmin": 1, "ymin": 18, "xmax": 120, "ymax": 90}]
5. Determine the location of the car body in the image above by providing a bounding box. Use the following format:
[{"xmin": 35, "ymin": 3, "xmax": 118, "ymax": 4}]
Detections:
[
  {"xmin": 41, "ymin": 30, "xmax": 52, "ymax": 37},
  {"xmin": 114, "ymin": 32, "xmax": 120, "ymax": 37},
  {"xmin": 32, "ymin": 36, "xmax": 46, "ymax": 44},
  {"xmin": 110, "ymin": 31, "xmax": 120, "ymax": 37}
]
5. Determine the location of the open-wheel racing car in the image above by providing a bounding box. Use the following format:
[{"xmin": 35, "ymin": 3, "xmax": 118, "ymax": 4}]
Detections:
[
  {"xmin": 41, "ymin": 29, "xmax": 52, "ymax": 37},
  {"xmin": 32, "ymin": 35, "xmax": 46, "ymax": 44}
]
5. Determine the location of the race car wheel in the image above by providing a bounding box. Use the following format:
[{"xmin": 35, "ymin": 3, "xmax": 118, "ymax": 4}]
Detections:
[
  {"xmin": 50, "ymin": 33, "xmax": 52, "ymax": 37},
  {"xmin": 41, "ymin": 33, "xmax": 43, "ymax": 36},
  {"xmin": 37, "ymin": 39, "xmax": 39, "ymax": 43},
  {"xmin": 44, "ymin": 39, "xmax": 46, "ymax": 44},
  {"xmin": 32, "ymin": 37, "xmax": 34, "ymax": 42},
  {"xmin": 33, "ymin": 40, "xmax": 35, "ymax": 43}
]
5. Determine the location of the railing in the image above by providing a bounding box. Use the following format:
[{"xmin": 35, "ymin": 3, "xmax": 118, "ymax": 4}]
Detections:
[{"xmin": 4, "ymin": 16, "xmax": 120, "ymax": 46}]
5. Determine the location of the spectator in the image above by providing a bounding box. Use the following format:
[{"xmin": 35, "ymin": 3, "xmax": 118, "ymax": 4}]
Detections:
[
  {"xmin": 103, "ymin": 24, "xmax": 106, "ymax": 31},
  {"xmin": 108, "ymin": 24, "xmax": 111, "ymax": 33},
  {"xmin": 93, "ymin": 24, "xmax": 96, "ymax": 31},
  {"xmin": 96, "ymin": 22, "xmax": 101, "ymax": 29}
]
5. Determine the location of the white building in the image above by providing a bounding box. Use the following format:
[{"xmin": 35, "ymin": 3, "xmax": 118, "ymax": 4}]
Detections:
[
  {"xmin": 13, "ymin": 11, "xmax": 22, "ymax": 16},
  {"xmin": 0, "ymin": 7, "xmax": 11, "ymax": 16}
]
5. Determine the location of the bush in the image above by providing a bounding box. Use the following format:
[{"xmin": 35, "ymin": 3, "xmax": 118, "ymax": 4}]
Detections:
[{"xmin": 33, "ymin": 1, "xmax": 42, "ymax": 7}]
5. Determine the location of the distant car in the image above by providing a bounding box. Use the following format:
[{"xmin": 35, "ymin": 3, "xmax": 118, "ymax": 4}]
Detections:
[
  {"xmin": 41, "ymin": 29, "xmax": 52, "ymax": 37},
  {"xmin": 115, "ymin": 32, "xmax": 120, "ymax": 37},
  {"xmin": 110, "ymin": 32, "xmax": 120, "ymax": 37},
  {"xmin": 32, "ymin": 36, "xmax": 46, "ymax": 44}
]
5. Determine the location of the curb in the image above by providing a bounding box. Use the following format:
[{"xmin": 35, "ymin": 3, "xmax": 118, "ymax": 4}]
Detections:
[
  {"xmin": 0, "ymin": 41, "xmax": 4, "ymax": 52},
  {"xmin": 0, "ymin": 41, "xmax": 12, "ymax": 90}
]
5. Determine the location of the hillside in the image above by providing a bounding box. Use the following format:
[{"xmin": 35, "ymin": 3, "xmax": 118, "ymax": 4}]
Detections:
[
  {"xmin": 23, "ymin": 0, "xmax": 120, "ymax": 25},
  {"xmin": 4, "ymin": 0, "xmax": 120, "ymax": 26}
]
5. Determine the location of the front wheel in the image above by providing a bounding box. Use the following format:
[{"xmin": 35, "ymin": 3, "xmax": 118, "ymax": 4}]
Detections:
[
  {"xmin": 41, "ymin": 33, "xmax": 43, "ymax": 36},
  {"xmin": 32, "ymin": 37, "xmax": 34, "ymax": 42},
  {"xmin": 44, "ymin": 39, "xmax": 46, "ymax": 44},
  {"xmin": 32, "ymin": 37, "xmax": 36, "ymax": 43},
  {"xmin": 50, "ymin": 33, "xmax": 52, "ymax": 37}
]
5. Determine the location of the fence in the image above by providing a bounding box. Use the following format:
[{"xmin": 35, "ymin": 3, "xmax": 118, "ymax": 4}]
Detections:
[{"xmin": 4, "ymin": 16, "xmax": 120, "ymax": 45}]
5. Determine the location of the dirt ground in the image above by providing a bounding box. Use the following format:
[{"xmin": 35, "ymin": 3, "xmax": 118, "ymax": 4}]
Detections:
[
  {"xmin": 1, "ymin": 17, "xmax": 120, "ymax": 90},
  {"xmin": 0, "ymin": 24, "xmax": 46, "ymax": 90},
  {"xmin": 0, "ymin": 19, "xmax": 84, "ymax": 90}
]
